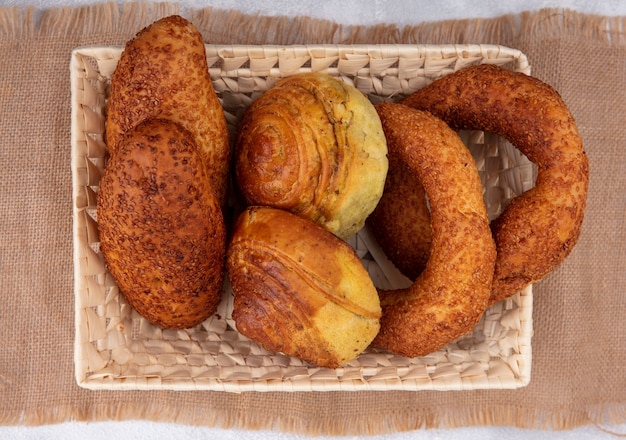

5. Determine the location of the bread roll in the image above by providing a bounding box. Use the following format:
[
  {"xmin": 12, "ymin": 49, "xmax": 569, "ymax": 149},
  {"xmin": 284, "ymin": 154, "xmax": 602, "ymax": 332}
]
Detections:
[
  {"xmin": 235, "ymin": 72, "xmax": 388, "ymax": 239},
  {"xmin": 105, "ymin": 15, "xmax": 230, "ymax": 207},
  {"xmin": 97, "ymin": 119, "xmax": 226, "ymax": 329},
  {"xmin": 226, "ymin": 206, "xmax": 381, "ymax": 368}
]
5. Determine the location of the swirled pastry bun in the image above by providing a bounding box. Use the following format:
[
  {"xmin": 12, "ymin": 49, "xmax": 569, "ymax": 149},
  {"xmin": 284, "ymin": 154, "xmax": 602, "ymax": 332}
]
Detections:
[
  {"xmin": 226, "ymin": 206, "xmax": 381, "ymax": 368},
  {"xmin": 235, "ymin": 72, "xmax": 388, "ymax": 239}
]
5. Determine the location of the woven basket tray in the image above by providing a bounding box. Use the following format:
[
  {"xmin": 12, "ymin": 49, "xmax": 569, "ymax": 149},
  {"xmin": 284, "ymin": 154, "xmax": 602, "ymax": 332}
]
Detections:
[{"xmin": 71, "ymin": 44, "xmax": 534, "ymax": 392}]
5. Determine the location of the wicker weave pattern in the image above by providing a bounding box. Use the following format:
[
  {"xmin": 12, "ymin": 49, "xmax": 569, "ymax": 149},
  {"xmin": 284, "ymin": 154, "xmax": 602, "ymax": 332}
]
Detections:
[{"xmin": 71, "ymin": 44, "xmax": 533, "ymax": 392}]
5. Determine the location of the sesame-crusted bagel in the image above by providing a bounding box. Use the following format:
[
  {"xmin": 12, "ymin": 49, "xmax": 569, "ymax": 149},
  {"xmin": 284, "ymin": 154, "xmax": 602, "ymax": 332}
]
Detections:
[
  {"xmin": 366, "ymin": 142, "xmax": 432, "ymax": 282},
  {"xmin": 402, "ymin": 64, "xmax": 589, "ymax": 303},
  {"xmin": 371, "ymin": 103, "xmax": 496, "ymax": 358}
]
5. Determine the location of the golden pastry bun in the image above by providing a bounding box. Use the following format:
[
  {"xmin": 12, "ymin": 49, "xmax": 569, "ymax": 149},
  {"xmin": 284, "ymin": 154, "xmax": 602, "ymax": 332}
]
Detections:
[
  {"xmin": 226, "ymin": 206, "xmax": 381, "ymax": 368},
  {"xmin": 235, "ymin": 72, "xmax": 388, "ymax": 239},
  {"xmin": 105, "ymin": 15, "xmax": 230, "ymax": 207},
  {"xmin": 97, "ymin": 119, "xmax": 226, "ymax": 329}
]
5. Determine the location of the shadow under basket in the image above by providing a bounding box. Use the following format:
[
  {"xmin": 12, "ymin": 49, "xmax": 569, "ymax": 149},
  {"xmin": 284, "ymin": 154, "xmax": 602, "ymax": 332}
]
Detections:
[{"xmin": 71, "ymin": 43, "xmax": 534, "ymax": 392}]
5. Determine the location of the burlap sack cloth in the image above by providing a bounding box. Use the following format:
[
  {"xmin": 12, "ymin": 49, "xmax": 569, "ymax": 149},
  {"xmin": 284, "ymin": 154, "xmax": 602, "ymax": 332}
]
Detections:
[{"xmin": 1, "ymin": 2, "xmax": 624, "ymax": 435}]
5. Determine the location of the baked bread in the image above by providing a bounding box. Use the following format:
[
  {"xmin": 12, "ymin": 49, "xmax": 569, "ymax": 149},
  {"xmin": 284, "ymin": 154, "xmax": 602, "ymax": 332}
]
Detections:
[
  {"xmin": 235, "ymin": 72, "xmax": 388, "ymax": 239},
  {"xmin": 97, "ymin": 118, "xmax": 226, "ymax": 329},
  {"xmin": 401, "ymin": 64, "xmax": 589, "ymax": 303},
  {"xmin": 226, "ymin": 206, "xmax": 381, "ymax": 368},
  {"xmin": 105, "ymin": 15, "xmax": 230, "ymax": 207},
  {"xmin": 367, "ymin": 156, "xmax": 431, "ymax": 281},
  {"xmin": 371, "ymin": 103, "xmax": 496, "ymax": 357}
]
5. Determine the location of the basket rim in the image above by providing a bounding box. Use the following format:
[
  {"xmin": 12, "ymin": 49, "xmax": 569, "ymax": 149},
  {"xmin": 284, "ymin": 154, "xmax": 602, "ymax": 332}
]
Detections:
[{"xmin": 71, "ymin": 42, "xmax": 533, "ymax": 392}]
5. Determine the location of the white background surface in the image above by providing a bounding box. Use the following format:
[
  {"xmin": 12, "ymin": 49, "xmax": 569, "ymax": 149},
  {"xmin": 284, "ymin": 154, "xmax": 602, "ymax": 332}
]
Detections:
[{"xmin": 2, "ymin": 0, "xmax": 625, "ymax": 438}]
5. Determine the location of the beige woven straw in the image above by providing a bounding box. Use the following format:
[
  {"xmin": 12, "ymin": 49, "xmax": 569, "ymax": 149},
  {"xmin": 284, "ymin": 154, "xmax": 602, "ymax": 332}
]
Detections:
[{"xmin": 72, "ymin": 43, "xmax": 534, "ymax": 392}]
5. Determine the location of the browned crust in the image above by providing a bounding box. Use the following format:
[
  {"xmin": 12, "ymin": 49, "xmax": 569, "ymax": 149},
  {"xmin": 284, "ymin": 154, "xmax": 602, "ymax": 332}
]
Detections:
[
  {"xmin": 371, "ymin": 103, "xmax": 496, "ymax": 358},
  {"xmin": 226, "ymin": 206, "xmax": 381, "ymax": 368},
  {"xmin": 105, "ymin": 15, "xmax": 230, "ymax": 207},
  {"xmin": 367, "ymin": 152, "xmax": 431, "ymax": 281},
  {"xmin": 97, "ymin": 119, "xmax": 226, "ymax": 329},
  {"xmin": 234, "ymin": 72, "xmax": 388, "ymax": 239},
  {"xmin": 235, "ymin": 74, "xmax": 332, "ymax": 217},
  {"xmin": 402, "ymin": 64, "xmax": 589, "ymax": 303}
]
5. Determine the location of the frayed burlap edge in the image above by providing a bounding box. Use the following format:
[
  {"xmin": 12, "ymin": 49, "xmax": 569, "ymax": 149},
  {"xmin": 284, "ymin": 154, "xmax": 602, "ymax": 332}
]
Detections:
[
  {"xmin": 2, "ymin": 401, "xmax": 626, "ymax": 435},
  {"xmin": 1, "ymin": 1, "xmax": 625, "ymax": 434},
  {"xmin": 1, "ymin": 2, "xmax": 625, "ymax": 46}
]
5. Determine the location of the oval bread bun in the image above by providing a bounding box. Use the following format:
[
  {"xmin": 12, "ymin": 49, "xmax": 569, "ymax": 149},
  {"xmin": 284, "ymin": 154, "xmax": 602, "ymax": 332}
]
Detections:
[
  {"xmin": 97, "ymin": 118, "xmax": 226, "ymax": 329},
  {"xmin": 105, "ymin": 15, "xmax": 230, "ymax": 207},
  {"xmin": 235, "ymin": 72, "xmax": 388, "ymax": 239},
  {"xmin": 226, "ymin": 206, "xmax": 381, "ymax": 368}
]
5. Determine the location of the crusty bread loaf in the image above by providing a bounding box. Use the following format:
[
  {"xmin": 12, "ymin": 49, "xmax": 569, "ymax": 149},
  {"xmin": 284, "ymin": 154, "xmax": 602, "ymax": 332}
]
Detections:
[
  {"xmin": 97, "ymin": 119, "xmax": 226, "ymax": 329},
  {"xmin": 226, "ymin": 206, "xmax": 381, "ymax": 368},
  {"xmin": 105, "ymin": 15, "xmax": 230, "ymax": 207},
  {"xmin": 235, "ymin": 72, "xmax": 388, "ymax": 239}
]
